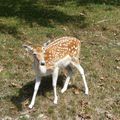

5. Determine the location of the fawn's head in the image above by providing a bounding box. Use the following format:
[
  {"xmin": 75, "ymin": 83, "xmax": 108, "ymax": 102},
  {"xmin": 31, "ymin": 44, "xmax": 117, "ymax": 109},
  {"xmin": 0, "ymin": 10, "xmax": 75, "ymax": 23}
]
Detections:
[{"xmin": 23, "ymin": 45, "xmax": 47, "ymax": 73}]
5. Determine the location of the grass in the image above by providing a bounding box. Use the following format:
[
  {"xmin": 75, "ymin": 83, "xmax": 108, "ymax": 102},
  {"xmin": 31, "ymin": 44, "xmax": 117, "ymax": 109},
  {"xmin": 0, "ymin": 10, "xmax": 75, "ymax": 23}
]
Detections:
[{"xmin": 0, "ymin": 0, "xmax": 120, "ymax": 120}]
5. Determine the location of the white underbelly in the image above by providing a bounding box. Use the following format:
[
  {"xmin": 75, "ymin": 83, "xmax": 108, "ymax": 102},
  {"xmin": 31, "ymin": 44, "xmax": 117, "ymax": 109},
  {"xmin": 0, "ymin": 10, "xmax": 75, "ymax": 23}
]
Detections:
[{"xmin": 56, "ymin": 55, "xmax": 72, "ymax": 68}]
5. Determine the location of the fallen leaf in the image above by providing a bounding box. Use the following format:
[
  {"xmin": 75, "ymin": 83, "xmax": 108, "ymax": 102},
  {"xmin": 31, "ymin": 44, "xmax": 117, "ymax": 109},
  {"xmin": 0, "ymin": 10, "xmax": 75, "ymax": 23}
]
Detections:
[
  {"xmin": 10, "ymin": 82, "xmax": 22, "ymax": 88},
  {"xmin": 115, "ymin": 58, "xmax": 120, "ymax": 62},
  {"xmin": 98, "ymin": 83, "xmax": 104, "ymax": 87},
  {"xmin": 26, "ymin": 41, "xmax": 32, "ymax": 45},
  {"xmin": 116, "ymin": 66, "xmax": 120, "ymax": 70},
  {"xmin": 116, "ymin": 80, "xmax": 120, "ymax": 83},
  {"xmin": 80, "ymin": 100, "xmax": 89, "ymax": 107},
  {"xmin": 28, "ymin": 108, "xmax": 37, "ymax": 113},
  {"xmin": 23, "ymin": 99, "xmax": 29, "ymax": 107},
  {"xmin": 37, "ymin": 114, "xmax": 50, "ymax": 120},
  {"xmin": 100, "ymin": 76, "xmax": 104, "ymax": 80},
  {"xmin": 9, "ymin": 48, "xmax": 13, "ymax": 51},
  {"xmin": 73, "ymin": 88, "xmax": 80, "ymax": 95},
  {"xmin": 76, "ymin": 114, "xmax": 84, "ymax": 120},
  {"xmin": 84, "ymin": 115, "xmax": 91, "ymax": 119},
  {"xmin": 10, "ymin": 107, "xmax": 16, "ymax": 109},
  {"xmin": 38, "ymin": 114, "xmax": 44, "ymax": 118},
  {"xmin": 112, "ymin": 86, "xmax": 115, "ymax": 90},
  {"xmin": 20, "ymin": 108, "xmax": 37, "ymax": 115},
  {"xmin": 61, "ymin": 26, "xmax": 67, "ymax": 31},
  {"xmin": 105, "ymin": 111, "xmax": 114, "ymax": 119},
  {"xmin": 2, "ymin": 116, "xmax": 12, "ymax": 120},
  {"xmin": 0, "ymin": 66, "xmax": 4, "ymax": 72},
  {"xmin": 79, "ymin": 12, "xmax": 86, "ymax": 16},
  {"xmin": 76, "ymin": 113, "xmax": 92, "ymax": 120}
]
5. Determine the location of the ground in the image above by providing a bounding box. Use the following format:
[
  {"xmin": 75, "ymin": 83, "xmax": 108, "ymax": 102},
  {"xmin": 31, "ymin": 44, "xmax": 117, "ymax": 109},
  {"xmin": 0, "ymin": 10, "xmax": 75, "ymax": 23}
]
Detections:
[{"xmin": 0, "ymin": 0, "xmax": 120, "ymax": 120}]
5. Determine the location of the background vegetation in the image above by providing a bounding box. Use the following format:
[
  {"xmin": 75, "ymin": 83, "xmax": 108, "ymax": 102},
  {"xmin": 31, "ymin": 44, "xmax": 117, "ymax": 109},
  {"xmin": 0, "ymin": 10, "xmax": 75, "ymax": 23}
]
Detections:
[{"xmin": 0, "ymin": 0, "xmax": 120, "ymax": 119}]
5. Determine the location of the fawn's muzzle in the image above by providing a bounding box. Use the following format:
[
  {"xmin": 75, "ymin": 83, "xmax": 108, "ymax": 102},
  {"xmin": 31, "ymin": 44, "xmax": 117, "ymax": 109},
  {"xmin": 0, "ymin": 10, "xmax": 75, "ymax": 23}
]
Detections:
[{"xmin": 40, "ymin": 61, "xmax": 45, "ymax": 66}]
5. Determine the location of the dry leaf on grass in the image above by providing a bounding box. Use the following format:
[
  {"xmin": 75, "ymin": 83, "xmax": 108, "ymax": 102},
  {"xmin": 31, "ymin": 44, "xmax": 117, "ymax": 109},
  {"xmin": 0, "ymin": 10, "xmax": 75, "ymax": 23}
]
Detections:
[
  {"xmin": 79, "ymin": 100, "xmax": 89, "ymax": 107},
  {"xmin": 100, "ymin": 76, "xmax": 104, "ymax": 80},
  {"xmin": 84, "ymin": 115, "xmax": 92, "ymax": 119},
  {"xmin": 76, "ymin": 114, "xmax": 84, "ymax": 120},
  {"xmin": 60, "ymin": 25, "xmax": 67, "ymax": 31},
  {"xmin": 105, "ymin": 111, "xmax": 115, "ymax": 120},
  {"xmin": 22, "ymin": 99, "xmax": 29, "ymax": 108},
  {"xmin": 20, "ymin": 108, "xmax": 37, "ymax": 115},
  {"xmin": 10, "ymin": 107, "xmax": 19, "ymax": 115},
  {"xmin": 79, "ymin": 12, "xmax": 86, "ymax": 16},
  {"xmin": 116, "ymin": 66, "xmax": 120, "ymax": 70},
  {"xmin": 10, "ymin": 82, "xmax": 22, "ymax": 88},
  {"xmin": 26, "ymin": 41, "xmax": 32, "ymax": 45},
  {"xmin": 76, "ymin": 113, "xmax": 91, "ymax": 120},
  {"xmin": 0, "ymin": 66, "xmax": 4, "ymax": 72},
  {"xmin": 37, "ymin": 114, "xmax": 50, "ymax": 120},
  {"xmin": 98, "ymin": 83, "xmax": 104, "ymax": 87},
  {"xmin": 115, "ymin": 58, "xmax": 120, "ymax": 62},
  {"xmin": 73, "ymin": 88, "xmax": 80, "ymax": 95}
]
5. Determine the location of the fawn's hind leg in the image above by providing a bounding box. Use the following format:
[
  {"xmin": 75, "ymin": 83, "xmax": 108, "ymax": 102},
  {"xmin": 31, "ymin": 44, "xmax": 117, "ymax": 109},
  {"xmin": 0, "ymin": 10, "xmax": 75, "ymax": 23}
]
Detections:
[
  {"xmin": 61, "ymin": 66, "xmax": 73, "ymax": 93},
  {"xmin": 71, "ymin": 61, "xmax": 88, "ymax": 95}
]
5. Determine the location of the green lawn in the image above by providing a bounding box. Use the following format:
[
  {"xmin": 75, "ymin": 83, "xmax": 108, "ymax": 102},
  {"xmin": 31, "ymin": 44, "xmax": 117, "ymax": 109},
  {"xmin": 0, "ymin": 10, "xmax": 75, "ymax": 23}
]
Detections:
[{"xmin": 0, "ymin": 0, "xmax": 120, "ymax": 120}]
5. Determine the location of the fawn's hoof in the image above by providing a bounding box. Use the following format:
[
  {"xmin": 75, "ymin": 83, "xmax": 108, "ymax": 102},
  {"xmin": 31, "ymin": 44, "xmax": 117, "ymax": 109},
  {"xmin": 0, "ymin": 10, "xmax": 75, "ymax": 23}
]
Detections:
[
  {"xmin": 61, "ymin": 88, "xmax": 66, "ymax": 94},
  {"xmin": 53, "ymin": 98, "xmax": 58, "ymax": 104},
  {"xmin": 85, "ymin": 90, "xmax": 88, "ymax": 95},
  {"xmin": 28, "ymin": 104, "xmax": 33, "ymax": 109}
]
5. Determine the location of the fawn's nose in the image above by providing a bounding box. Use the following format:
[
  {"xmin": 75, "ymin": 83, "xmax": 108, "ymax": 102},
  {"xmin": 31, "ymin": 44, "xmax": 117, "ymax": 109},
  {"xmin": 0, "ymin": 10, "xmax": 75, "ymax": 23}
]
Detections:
[{"xmin": 40, "ymin": 61, "xmax": 45, "ymax": 66}]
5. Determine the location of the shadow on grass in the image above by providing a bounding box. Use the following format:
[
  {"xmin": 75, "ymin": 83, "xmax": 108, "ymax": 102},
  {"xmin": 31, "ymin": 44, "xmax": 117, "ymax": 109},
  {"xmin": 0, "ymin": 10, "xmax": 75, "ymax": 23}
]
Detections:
[
  {"xmin": 0, "ymin": 0, "xmax": 119, "ymax": 39},
  {"xmin": 11, "ymin": 75, "xmax": 65, "ymax": 111},
  {"xmin": 0, "ymin": 23, "xmax": 26, "ymax": 40},
  {"xmin": 0, "ymin": 0, "xmax": 87, "ymax": 28},
  {"xmin": 44, "ymin": 0, "xmax": 120, "ymax": 6},
  {"xmin": 76, "ymin": 0, "xmax": 120, "ymax": 6},
  {"xmin": 0, "ymin": 0, "xmax": 88, "ymax": 40}
]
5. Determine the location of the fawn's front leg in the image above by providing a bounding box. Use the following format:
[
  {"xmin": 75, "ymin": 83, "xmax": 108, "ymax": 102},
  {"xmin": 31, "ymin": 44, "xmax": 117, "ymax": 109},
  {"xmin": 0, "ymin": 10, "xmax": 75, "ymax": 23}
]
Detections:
[
  {"xmin": 52, "ymin": 67, "xmax": 59, "ymax": 104},
  {"xmin": 29, "ymin": 76, "xmax": 41, "ymax": 109}
]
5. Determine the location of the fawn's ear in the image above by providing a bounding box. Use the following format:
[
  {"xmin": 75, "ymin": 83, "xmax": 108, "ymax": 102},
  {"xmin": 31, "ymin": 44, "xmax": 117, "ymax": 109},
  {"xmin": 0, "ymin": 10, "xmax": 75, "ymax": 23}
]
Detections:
[{"xmin": 23, "ymin": 45, "xmax": 33, "ymax": 52}]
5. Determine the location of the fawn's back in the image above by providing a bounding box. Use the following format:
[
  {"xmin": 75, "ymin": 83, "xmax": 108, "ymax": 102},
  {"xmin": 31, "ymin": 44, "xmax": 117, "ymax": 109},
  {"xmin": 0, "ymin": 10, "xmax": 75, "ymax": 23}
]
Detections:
[{"xmin": 44, "ymin": 37, "xmax": 81, "ymax": 69}]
